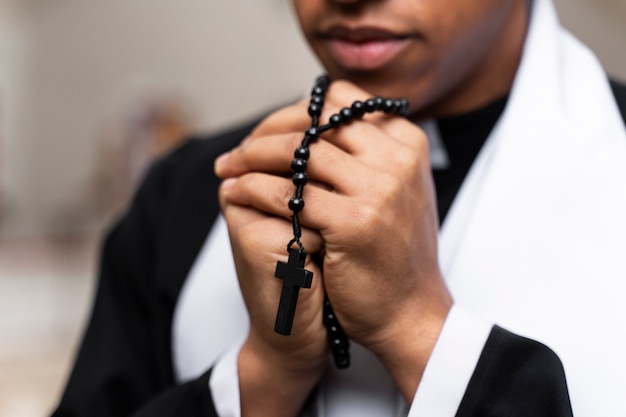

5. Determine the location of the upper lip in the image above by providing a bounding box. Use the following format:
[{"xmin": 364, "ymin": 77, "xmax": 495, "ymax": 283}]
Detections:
[{"xmin": 319, "ymin": 25, "xmax": 411, "ymax": 43}]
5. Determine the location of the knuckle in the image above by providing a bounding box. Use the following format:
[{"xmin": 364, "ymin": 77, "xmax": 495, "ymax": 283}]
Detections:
[
  {"xmin": 234, "ymin": 174, "xmax": 253, "ymax": 197},
  {"xmin": 341, "ymin": 203, "xmax": 377, "ymax": 240},
  {"xmin": 289, "ymin": 132, "xmax": 303, "ymax": 150},
  {"xmin": 328, "ymin": 79, "xmax": 353, "ymax": 95},
  {"xmin": 387, "ymin": 174, "xmax": 405, "ymax": 196},
  {"xmin": 392, "ymin": 144, "xmax": 427, "ymax": 182},
  {"xmin": 313, "ymin": 141, "xmax": 340, "ymax": 166},
  {"xmin": 393, "ymin": 147, "xmax": 418, "ymax": 171},
  {"xmin": 252, "ymin": 102, "xmax": 306, "ymax": 136},
  {"xmin": 274, "ymin": 180, "xmax": 295, "ymax": 213},
  {"xmin": 415, "ymin": 132, "xmax": 430, "ymax": 156},
  {"xmin": 373, "ymin": 173, "xmax": 410, "ymax": 215},
  {"xmin": 251, "ymin": 112, "xmax": 280, "ymax": 137},
  {"xmin": 327, "ymin": 80, "xmax": 368, "ymax": 106}
]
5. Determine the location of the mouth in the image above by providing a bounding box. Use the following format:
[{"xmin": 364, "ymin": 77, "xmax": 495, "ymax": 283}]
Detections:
[{"xmin": 318, "ymin": 25, "xmax": 414, "ymax": 71}]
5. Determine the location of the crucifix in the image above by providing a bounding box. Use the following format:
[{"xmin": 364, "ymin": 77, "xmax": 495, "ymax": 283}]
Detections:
[{"xmin": 274, "ymin": 248, "xmax": 313, "ymax": 335}]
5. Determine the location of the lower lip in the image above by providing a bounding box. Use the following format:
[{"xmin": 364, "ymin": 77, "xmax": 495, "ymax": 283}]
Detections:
[{"xmin": 325, "ymin": 38, "xmax": 410, "ymax": 70}]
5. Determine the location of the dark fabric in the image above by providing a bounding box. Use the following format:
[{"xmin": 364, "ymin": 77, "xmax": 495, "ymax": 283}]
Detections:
[
  {"xmin": 131, "ymin": 370, "xmax": 217, "ymax": 417},
  {"xmin": 433, "ymin": 95, "xmax": 509, "ymax": 223},
  {"xmin": 610, "ymin": 78, "xmax": 626, "ymax": 124},
  {"xmin": 52, "ymin": 121, "xmax": 256, "ymax": 417},
  {"xmin": 456, "ymin": 326, "xmax": 573, "ymax": 417},
  {"xmin": 53, "ymin": 80, "xmax": 626, "ymax": 416}
]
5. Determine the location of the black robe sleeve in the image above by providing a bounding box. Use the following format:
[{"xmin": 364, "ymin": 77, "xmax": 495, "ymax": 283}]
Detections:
[
  {"xmin": 52, "ymin": 122, "xmax": 255, "ymax": 417},
  {"xmin": 457, "ymin": 326, "xmax": 573, "ymax": 417},
  {"xmin": 130, "ymin": 370, "xmax": 217, "ymax": 417}
]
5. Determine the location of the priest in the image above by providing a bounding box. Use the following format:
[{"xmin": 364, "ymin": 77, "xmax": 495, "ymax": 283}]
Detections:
[{"xmin": 53, "ymin": 0, "xmax": 626, "ymax": 416}]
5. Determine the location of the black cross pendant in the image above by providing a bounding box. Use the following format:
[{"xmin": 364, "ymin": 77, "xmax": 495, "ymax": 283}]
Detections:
[{"xmin": 274, "ymin": 248, "xmax": 313, "ymax": 335}]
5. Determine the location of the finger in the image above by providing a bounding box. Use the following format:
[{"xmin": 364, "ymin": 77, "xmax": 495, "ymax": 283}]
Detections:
[
  {"xmin": 320, "ymin": 80, "xmax": 408, "ymax": 127},
  {"xmin": 215, "ymin": 132, "xmax": 303, "ymax": 179},
  {"xmin": 317, "ymin": 80, "xmax": 426, "ymax": 155},
  {"xmin": 306, "ymin": 120, "xmax": 424, "ymax": 179},
  {"xmin": 321, "ymin": 118, "xmax": 396, "ymax": 156},
  {"xmin": 249, "ymin": 99, "xmax": 310, "ymax": 138},
  {"xmin": 221, "ymin": 202, "xmax": 326, "ymax": 350},
  {"xmin": 230, "ymin": 109, "xmax": 402, "ymax": 173},
  {"xmin": 217, "ymin": 134, "xmax": 374, "ymax": 195},
  {"xmin": 371, "ymin": 116, "xmax": 429, "ymax": 153},
  {"xmin": 216, "ymin": 79, "xmax": 427, "ymax": 180},
  {"xmin": 221, "ymin": 198, "xmax": 325, "ymax": 256},
  {"xmin": 220, "ymin": 173, "xmax": 353, "ymax": 233}
]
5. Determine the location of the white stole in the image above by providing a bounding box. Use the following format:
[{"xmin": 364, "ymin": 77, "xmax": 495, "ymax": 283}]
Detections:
[
  {"xmin": 439, "ymin": 0, "xmax": 626, "ymax": 415},
  {"xmin": 173, "ymin": 0, "xmax": 626, "ymax": 415}
]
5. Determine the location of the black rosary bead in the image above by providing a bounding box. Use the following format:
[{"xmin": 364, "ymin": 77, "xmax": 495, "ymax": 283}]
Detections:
[
  {"xmin": 383, "ymin": 98, "xmax": 396, "ymax": 114},
  {"xmin": 304, "ymin": 127, "xmax": 319, "ymax": 147},
  {"xmin": 329, "ymin": 114, "xmax": 342, "ymax": 128},
  {"xmin": 308, "ymin": 103, "xmax": 321, "ymax": 117},
  {"xmin": 401, "ymin": 98, "xmax": 410, "ymax": 115},
  {"xmin": 291, "ymin": 158, "xmax": 307, "ymax": 172},
  {"xmin": 294, "ymin": 146, "xmax": 310, "ymax": 160},
  {"xmin": 323, "ymin": 297, "xmax": 350, "ymax": 369},
  {"xmin": 394, "ymin": 99, "xmax": 402, "ymax": 111},
  {"xmin": 293, "ymin": 172, "xmax": 308, "ymax": 186},
  {"xmin": 289, "ymin": 197, "xmax": 305, "ymax": 212},
  {"xmin": 311, "ymin": 86, "xmax": 324, "ymax": 97},
  {"xmin": 374, "ymin": 96, "xmax": 385, "ymax": 110},
  {"xmin": 340, "ymin": 107, "xmax": 354, "ymax": 123},
  {"xmin": 310, "ymin": 95, "xmax": 324, "ymax": 106},
  {"xmin": 315, "ymin": 75, "xmax": 330, "ymax": 90},
  {"xmin": 333, "ymin": 350, "xmax": 350, "ymax": 369},
  {"xmin": 332, "ymin": 337, "xmax": 349, "ymax": 348},
  {"xmin": 364, "ymin": 98, "xmax": 377, "ymax": 112},
  {"xmin": 351, "ymin": 100, "xmax": 365, "ymax": 117}
]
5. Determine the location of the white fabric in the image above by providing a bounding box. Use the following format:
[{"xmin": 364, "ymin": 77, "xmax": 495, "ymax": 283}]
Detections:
[
  {"xmin": 409, "ymin": 306, "xmax": 491, "ymax": 417},
  {"xmin": 173, "ymin": 0, "xmax": 626, "ymax": 415},
  {"xmin": 172, "ymin": 215, "xmax": 249, "ymax": 383},
  {"xmin": 210, "ymin": 341, "xmax": 244, "ymax": 417},
  {"xmin": 438, "ymin": 0, "xmax": 626, "ymax": 415},
  {"xmin": 316, "ymin": 342, "xmax": 407, "ymax": 417},
  {"xmin": 422, "ymin": 119, "xmax": 450, "ymax": 169}
]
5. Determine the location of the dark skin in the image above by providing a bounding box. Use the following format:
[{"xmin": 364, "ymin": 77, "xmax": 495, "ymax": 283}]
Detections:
[
  {"xmin": 216, "ymin": 0, "xmax": 529, "ymax": 415},
  {"xmin": 293, "ymin": 0, "xmax": 528, "ymax": 119}
]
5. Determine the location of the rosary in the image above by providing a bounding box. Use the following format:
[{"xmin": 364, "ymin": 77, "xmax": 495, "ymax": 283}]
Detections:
[{"xmin": 273, "ymin": 74, "xmax": 409, "ymax": 369}]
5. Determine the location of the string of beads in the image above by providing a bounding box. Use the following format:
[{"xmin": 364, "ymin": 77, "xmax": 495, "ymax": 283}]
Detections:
[{"xmin": 281, "ymin": 74, "xmax": 409, "ymax": 369}]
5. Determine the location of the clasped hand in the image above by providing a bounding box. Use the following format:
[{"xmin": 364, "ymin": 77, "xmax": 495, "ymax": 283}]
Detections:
[{"xmin": 215, "ymin": 80, "xmax": 452, "ymax": 416}]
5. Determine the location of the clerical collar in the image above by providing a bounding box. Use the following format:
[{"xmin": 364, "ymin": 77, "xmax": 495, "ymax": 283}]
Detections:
[{"xmin": 430, "ymin": 94, "xmax": 510, "ymax": 224}]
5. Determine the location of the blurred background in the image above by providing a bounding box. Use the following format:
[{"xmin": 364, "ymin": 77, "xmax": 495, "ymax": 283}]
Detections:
[{"xmin": 0, "ymin": 0, "xmax": 624, "ymax": 416}]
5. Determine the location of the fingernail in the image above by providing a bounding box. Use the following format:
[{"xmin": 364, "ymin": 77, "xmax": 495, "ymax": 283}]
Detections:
[
  {"xmin": 214, "ymin": 152, "xmax": 230, "ymax": 173},
  {"xmin": 240, "ymin": 135, "xmax": 252, "ymax": 146},
  {"xmin": 222, "ymin": 177, "xmax": 237, "ymax": 190}
]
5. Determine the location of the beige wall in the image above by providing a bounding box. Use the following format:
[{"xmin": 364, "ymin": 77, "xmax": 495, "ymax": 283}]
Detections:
[
  {"xmin": 0, "ymin": 0, "xmax": 624, "ymax": 237},
  {"xmin": 0, "ymin": 0, "xmax": 321, "ymax": 236},
  {"xmin": 554, "ymin": 0, "xmax": 626, "ymax": 80}
]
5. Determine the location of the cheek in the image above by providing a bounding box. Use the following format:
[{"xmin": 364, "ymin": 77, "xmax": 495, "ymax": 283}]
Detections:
[
  {"xmin": 455, "ymin": 0, "xmax": 513, "ymax": 43},
  {"xmin": 290, "ymin": 0, "xmax": 318, "ymax": 37},
  {"xmin": 424, "ymin": 1, "xmax": 514, "ymax": 72}
]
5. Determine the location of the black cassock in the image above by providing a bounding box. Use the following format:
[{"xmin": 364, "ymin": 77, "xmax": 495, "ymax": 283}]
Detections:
[{"xmin": 52, "ymin": 81, "xmax": 626, "ymax": 417}]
